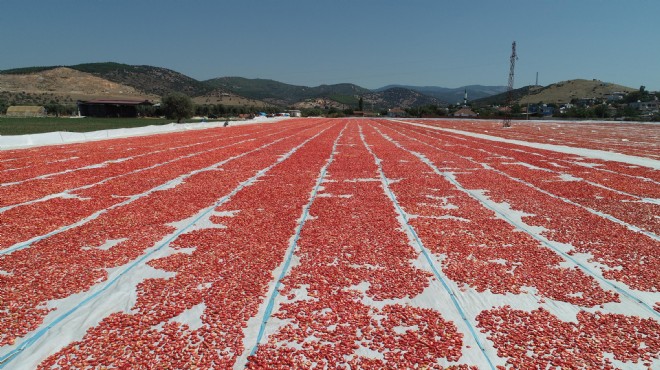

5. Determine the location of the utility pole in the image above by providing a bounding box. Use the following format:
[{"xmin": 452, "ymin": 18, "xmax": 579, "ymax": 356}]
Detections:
[{"xmin": 503, "ymin": 41, "xmax": 518, "ymax": 128}]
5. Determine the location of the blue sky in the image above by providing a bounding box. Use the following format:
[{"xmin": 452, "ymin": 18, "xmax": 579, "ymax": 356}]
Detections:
[{"xmin": 1, "ymin": 0, "xmax": 658, "ymax": 90}]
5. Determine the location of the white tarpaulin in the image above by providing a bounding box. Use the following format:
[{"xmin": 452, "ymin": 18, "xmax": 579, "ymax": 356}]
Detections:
[{"xmin": 0, "ymin": 117, "xmax": 290, "ymax": 150}]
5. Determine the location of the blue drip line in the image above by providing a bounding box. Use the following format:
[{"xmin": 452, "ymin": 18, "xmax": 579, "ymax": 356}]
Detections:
[
  {"xmin": 358, "ymin": 125, "xmax": 496, "ymax": 370},
  {"xmin": 248, "ymin": 124, "xmax": 346, "ymax": 359},
  {"xmin": 384, "ymin": 122, "xmax": 660, "ymax": 319},
  {"xmin": 0, "ymin": 136, "xmax": 265, "ymax": 257}
]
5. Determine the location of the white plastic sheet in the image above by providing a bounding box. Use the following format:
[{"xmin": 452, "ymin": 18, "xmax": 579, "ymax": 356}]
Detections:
[{"xmin": 0, "ymin": 117, "xmax": 291, "ymax": 150}]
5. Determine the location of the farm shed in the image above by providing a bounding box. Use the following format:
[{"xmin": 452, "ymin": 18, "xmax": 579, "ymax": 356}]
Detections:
[
  {"xmin": 6, "ymin": 106, "xmax": 47, "ymax": 117},
  {"xmin": 77, "ymin": 99, "xmax": 153, "ymax": 118}
]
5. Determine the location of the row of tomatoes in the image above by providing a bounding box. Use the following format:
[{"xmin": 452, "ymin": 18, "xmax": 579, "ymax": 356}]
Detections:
[
  {"xmin": 37, "ymin": 122, "xmax": 343, "ymax": 369},
  {"xmin": 366, "ymin": 121, "xmax": 659, "ymax": 367},
  {"xmin": 0, "ymin": 127, "xmax": 248, "ymax": 207},
  {"xmin": 0, "ymin": 122, "xmax": 316, "ymax": 249},
  {"xmin": 0, "ymin": 122, "xmax": 333, "ymax": 350},
  {"xmin": 249, "ymin": 126, "xmax": 470, "ymax": 369},
  {"xmin": 0, "ymin": 125, "xmax": 238, "ymax": 182},
  {"xmin": 3, "ymin": 119, "xmax": 657, "ymax": 368},
  {"xmin": 383, "ymin": 121, "xmax": 659, "ymax": 293},
  {"xmin": 477, "ymin": 306, "xmax": 660, "ymax": 369},
  {"xmin": 397, "ymin": 120, "xmax": 659, "ymax": 231},
  {"xmin": 410, "ymin": 119, "xmax": 659, "ymax": 160},
  {"xmin": 368, "ymin": 123, "xmax": 620, "ymax": 306}
]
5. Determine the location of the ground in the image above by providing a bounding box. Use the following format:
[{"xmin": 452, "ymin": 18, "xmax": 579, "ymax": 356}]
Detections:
[{"xmin": 0, "ymin": 118, "xmax": 658, "ymax": 369}]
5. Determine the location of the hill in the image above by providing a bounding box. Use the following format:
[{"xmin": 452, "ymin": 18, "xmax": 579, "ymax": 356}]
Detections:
[
  {"xmin": 518, "ymin": 79, "xmax": 635, "ymax": 105},
  {"xmin": 3, "ymin": 63, "xmax": 639, "ymax": 112},
  {"xmin": 377, "ymin": 84, "xmax": 506, "ymax": 104},
  {"xmin": 0, "ymin": 66, "xmax": 159, "ymax": 106},
  {"xmin": 206, "ymin": 77, "xmax": 449, "ymax": 109},
  {"xmin": 69, "ymin": 62, "xmax": 213, "ymax": 97},
  {"xmin": 1, "ymin": 63, "xmax": 211, "ymax": 98},
  {"xmin": 205, "ymin": 77, "xmax": 370, "ymax": 106},
  {"xmin": 473, "ymin": 79, "xmax": 636, "ymax": 107},
  {"xmin": 364, "ymin": 87, "xmax": 445, "ymax": 109},
  {"xmin": 0, "ymin": 64, "xmax": 276, "ymax": 108},
  {"xmin": 471, "ymin": 85, "xmax": 540, "ymax": 107}
]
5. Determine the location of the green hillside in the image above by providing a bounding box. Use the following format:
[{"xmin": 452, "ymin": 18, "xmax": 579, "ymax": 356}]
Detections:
[{"xmin": 205, "ymin": 77, "xmax": 370, "ymax": 106}]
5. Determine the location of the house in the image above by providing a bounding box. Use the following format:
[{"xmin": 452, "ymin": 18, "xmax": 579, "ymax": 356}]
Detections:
[
  {"xmin": 288, "ymin": 110, "xmax": 301, "ymax": 117},
  {"xmin": 77, "ymin": 99, "xmax": 153, "ymax": 118},
  {"xmin": 629, "ymin": 100, "xmax": 659, "ymax": 113},
  {"xmin": 527, "ymin": 104, "xmax": 555, "ymax": 117},
  {"xmin": 453, "ymin": 107, "xmax": 478, "ymax": 117},
  {"xmin": 6, "ymin": 105, "xmax": 47, "ymax": 117},
  {"xmin": 387, "ymin": 108, "xmax": 407, "ymax": 117},
  {"xmin": 605, "ymin": 92, "xmax": 626, "ymax": 102}
]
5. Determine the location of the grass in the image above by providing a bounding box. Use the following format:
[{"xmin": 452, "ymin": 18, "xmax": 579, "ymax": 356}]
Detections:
[{"xmin": 0, "ymin": 117, "xmax": 211, "ymax": 136}]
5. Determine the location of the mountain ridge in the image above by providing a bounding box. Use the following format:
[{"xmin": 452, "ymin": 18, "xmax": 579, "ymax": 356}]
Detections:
[{"xmin": 3, "ymin": 62, "xmax": 626, "ymax": 110}]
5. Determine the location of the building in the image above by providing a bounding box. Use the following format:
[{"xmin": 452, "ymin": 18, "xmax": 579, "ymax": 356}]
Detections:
[
  {"xmin": 453, "ymin": 107, "xmax": 478, "ymax": 117},
  {"xmin": 387, "ymin": 108, "xmax": 406, "ymax": 117},
  {"xmin": 77, "ymin": 99, "xmax": 153, "ymax": 118},
  {"xmin": 628, "ymin": 100, "xmax": 659, "ymax": 112},
  {"xmin": 527, "ymin": 104, "xmax": 555, "ymax": 117},
  {"xmin": 605, "ymin": 92, "xmax": 626, "ymax": 102},
  {"xmin": 288, "ymin": 110, "xmax": 302, "ymax": 117},
  {"xmin": 6, "ymin": 106, "xmax": 47, "ymax": 117}
]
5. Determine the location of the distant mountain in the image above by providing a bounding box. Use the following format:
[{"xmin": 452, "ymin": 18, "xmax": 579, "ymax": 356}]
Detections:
[
  {"xmin": 471, "ymin": 85, "xmax": 539, "ymax": 107},
  {"xmin": 2, "ymin": 62, "xmax": 637, "ymax": 111},
  {"xmin": 376, "ymin": 84, "xmax": 507, "ymax": 104},
  {"xmin": 205, "ymin": 77, "xmax": 370, "ymax": 106},
  {"xmin": 70, "ymin": 62, "xmax": 212, "ymax": 97},
  {"xmin": 365, "ymin": 87, "xmax": 445, "ymax": 109}
]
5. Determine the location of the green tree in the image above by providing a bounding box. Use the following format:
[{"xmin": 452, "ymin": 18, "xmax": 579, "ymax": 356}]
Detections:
[
  {"xmin": 44, "ymin": 101, "xmax": 68, "ymax": 117},
  {"xmin": 358, "ymin": 96, "xmax": 364, "ymax": 111},
  {"xmin": 623, "ymin": 85, "xmax": 652, "ymax": 103},
  {"xmin": 162, "ymin": 93, "xmax": 193, "ymax": 123},
  {"xmin": 623, "ymin": 105, "xmax": 639, "ymax": 118},
  {"xmin": 593, "ymin": 104, "xmax": 608, "ymax": 118}
]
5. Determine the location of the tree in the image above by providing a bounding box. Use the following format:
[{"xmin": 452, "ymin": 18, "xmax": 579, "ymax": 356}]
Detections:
[
  {"xmin": 358, "ymin": 96, "xmax": 364, "ymax": 111},
  {"xmin": 593, "ymin": 104, "xmax": 608, "ymax": 118},
  {"xmin": 162, "ymin": 93, "xmax": 193, "ymax": 123},
  {"xmin": 0, "ymin": 100, "xmax": 9, "ymax": 114}
]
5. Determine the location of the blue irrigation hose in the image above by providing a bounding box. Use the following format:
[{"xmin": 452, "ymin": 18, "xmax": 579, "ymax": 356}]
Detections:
[
  {"xmin": 248, "ymin": 124, "xmax": 346, "ymax": 358},
  {"xmin": 383, "ymin": 122, "xmax": 660, "ymax": 319},
  {"xmin": 359, "ymin": 125, "xmax": 497, "ymax": 370}
]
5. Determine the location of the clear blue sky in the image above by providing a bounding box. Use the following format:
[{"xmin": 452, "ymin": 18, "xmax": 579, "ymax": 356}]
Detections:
[{"xmin": 1, "ymin": 0, "xmax": 658, "ymax": 90}]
